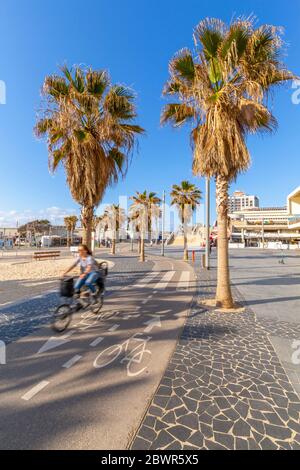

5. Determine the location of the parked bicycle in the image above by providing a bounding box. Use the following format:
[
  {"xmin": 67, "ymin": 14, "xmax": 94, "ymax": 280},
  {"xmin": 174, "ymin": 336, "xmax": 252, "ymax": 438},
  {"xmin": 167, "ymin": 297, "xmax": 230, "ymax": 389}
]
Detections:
[{"xmin": 52, "ymin": 261, "xmax": 108, "ymax": 333}]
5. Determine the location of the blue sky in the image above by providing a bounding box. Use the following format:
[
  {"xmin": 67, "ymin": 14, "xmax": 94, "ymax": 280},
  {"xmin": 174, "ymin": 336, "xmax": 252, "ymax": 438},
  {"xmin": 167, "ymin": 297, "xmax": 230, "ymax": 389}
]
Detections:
[{"xmin": 0, "ymin": 0, "xmax": 299, "ymax": 227}]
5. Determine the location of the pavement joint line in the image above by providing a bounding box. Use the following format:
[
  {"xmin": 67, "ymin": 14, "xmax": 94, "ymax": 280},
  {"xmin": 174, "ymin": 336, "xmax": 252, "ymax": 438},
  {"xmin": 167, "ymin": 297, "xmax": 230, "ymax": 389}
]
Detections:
[
  {"xmin": 90, "ymin": 336, "xmax": 105, "ymax": 347},
  {"xmin": 62, "ymin": 355, "xmax": 82, "ymax": 369},
  {"xmin": 108, "ymin": 324, "xmax": 120, "ymax": 332},
  {"xmin": 21, "ymin": 381, "xmax": 50, "ymax": 401}
]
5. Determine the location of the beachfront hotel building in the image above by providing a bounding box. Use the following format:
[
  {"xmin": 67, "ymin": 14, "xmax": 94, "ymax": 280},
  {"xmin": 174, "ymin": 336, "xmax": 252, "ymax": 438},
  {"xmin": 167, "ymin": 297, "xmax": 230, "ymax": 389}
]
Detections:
[
  {"xmin": 228, "ymin": 191, "xmax": 260, "ymax": 213},
  {"xmin": 229, "ymin": 187, "xmax": 300, "ymax": 249}
]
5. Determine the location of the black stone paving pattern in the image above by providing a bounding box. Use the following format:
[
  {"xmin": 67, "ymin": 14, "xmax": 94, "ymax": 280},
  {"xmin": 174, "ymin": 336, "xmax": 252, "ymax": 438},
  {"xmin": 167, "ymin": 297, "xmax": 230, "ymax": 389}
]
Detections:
[{"xmin": 131, "ymin": 267, "xmax": 300, "ymax": 450}]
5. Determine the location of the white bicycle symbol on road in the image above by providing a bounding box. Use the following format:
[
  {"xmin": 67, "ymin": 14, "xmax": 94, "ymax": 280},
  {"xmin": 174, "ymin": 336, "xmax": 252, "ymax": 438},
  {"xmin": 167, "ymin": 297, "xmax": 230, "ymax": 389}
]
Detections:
[{"xmin": 93, "ymin": 333, "xmax": 152, "ymax": 377}]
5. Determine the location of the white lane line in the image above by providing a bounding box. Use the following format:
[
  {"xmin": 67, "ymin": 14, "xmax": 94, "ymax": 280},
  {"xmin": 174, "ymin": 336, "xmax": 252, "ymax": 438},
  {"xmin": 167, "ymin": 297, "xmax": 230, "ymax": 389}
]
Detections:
[
  {"xmin": 21, "ymin": 381, "xmax": 50, "ymax": 401},
  {"xmin": 177, "ymin": 271, "xmax": 191, "ymax": 290},
  {"xmin": 153, "ymin": 271, "xmax": 175, "ymax": 290},
  {"xmin": 122, "ymin": 272, "xmax": 160, "ymax": 291},
  {"xmin": 142, "ymin": 299, "xmax": 148, "ymax": 304},
  {"xmin": 108, "ymin": 324, "xmax": 120, "ymax": 332},
  {"xmin": 90, "ymin": 336, "xmax": 104, "ymax": 347},
  {"xmin": 137, "ymin": 272, "xmax": 160, "ymax": 289},
  {"xmin": 144, "ymin": 316, "xmax": 162, "ymax": 333},
  {"xmin": 62, "ymin": 355, "xmax": 82, "ymax": 369}
]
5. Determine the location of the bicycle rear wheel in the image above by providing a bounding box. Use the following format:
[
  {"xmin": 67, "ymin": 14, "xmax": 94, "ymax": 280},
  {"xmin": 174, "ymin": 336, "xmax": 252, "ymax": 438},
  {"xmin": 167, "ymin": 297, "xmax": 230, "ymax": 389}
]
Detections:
[{"xmin": 52, "ymin": 304, "xmax": 72, "ymax": 333}]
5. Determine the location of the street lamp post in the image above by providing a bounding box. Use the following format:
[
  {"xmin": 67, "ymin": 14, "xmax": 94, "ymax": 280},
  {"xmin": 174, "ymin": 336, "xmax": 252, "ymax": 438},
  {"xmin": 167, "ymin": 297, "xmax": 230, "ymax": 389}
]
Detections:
[
  {"xmin": 205, "ymin": 177, "xmax": 210, "ymax": 270},
  {"xmin": 161, "ymin": 190, "xmax": 166, "ymax": 257}
]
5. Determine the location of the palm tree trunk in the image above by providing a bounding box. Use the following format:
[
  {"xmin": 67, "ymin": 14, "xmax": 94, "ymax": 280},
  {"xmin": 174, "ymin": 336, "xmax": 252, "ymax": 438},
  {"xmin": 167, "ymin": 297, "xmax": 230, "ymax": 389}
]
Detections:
[
  {"xmin": 215, "ymin": 175, "xmax": 234, "ymax": 308},
  {"xmin": 182, "ymin": 215, "xmax": 188, "ymax": 261},
  {"xmin": 81, "ymin": 205, "xmax": 94, "ymax": 251},
  {"xmin": 111, "ymin": 235, "xmax": 116, "ymax": 255},
  {"xmin": 183, "ymin": 231, "xmax": 188, "ymax": 261},
  {"xmin": 140, "ymin": 235, "xmax": 145, "ymax": 262}
]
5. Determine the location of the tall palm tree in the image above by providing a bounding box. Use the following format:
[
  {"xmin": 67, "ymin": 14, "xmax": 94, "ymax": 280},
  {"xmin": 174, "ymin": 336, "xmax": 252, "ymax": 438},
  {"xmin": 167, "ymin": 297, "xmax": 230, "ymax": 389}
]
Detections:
[
  {"xmin": 92, "ymin": 216, "xmax": 101, "ymax": 232},
  {"xmin": 97, "ymin": 213, "xmax": 110, "ymax": 246},
  {"xmin": 130, "ymin": 191, "xmax": 161, "ymax": 261},
  {"xmin": 103, "ymin": 204, "xmax": 126, "ymax": 254},
  {"xmin": 170, "ymin": 181, "xmax": 202, "ymax": 261},
  {"xmin": 69, "ymin": 215, "xmax": 78, "ymax": 245},
  {"xmin": 128, "ymin": 211, "xmax": 142, "ymax": 254},
  {"xmin": 162, "ymin": 17, "xmax": 296, "ymax": 308},
  {"xmin": 64, "ymin": 216, "xmax": 73, "ymax": 247},
  {"xmin": 91, "ymin": 215, "xmax": 101, "ymax": 247},
  {"xmin": 35, "ymin": 66, "xmax": 144, "ymax": 250}
]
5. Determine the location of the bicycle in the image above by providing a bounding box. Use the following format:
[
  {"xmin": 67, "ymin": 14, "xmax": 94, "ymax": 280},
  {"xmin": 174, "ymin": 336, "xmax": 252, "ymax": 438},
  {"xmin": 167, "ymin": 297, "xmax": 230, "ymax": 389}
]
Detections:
[{"xmin": 52, "ymin": 261, "xmax": 108, "ymax": 333}]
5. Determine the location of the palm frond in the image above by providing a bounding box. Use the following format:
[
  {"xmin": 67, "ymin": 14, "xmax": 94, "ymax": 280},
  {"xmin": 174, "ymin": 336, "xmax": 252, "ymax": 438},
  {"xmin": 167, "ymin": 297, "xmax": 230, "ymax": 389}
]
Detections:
[
  {"xmin": 86, "ymin": 70, "xmax": 110, "ymax": 97},
  {"xmin": 194, "ymin": 18, "xmax": 225, "ymax": 59},
  {"xmin": 170, "ymin": 49, "xmax": 195, "ymax": 82},
  {"xmin": 162, "ymin": 17, "xmax": 295, "ymax": 182},
  {"xmin": 161, "ymin": 103, "xmax": 195, "ymax": 126}
]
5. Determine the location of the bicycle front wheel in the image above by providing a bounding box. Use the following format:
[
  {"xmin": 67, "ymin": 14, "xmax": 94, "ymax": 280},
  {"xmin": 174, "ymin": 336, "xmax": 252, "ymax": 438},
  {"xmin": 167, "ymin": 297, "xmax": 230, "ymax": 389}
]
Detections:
[{"xmin": 52, "ymin": 304, "xmax": 72, "ymax": 333}]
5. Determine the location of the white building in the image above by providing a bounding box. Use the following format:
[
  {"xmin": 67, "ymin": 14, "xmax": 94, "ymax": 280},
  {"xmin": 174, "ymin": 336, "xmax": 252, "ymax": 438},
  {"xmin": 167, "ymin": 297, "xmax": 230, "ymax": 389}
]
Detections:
[
  {"xmin": 229, "ymin": 187, "xmax": 300, "ymax": 249},
  {"xmin": 229, "ymin": 191, "xmax": 260, "ymax": 213}
]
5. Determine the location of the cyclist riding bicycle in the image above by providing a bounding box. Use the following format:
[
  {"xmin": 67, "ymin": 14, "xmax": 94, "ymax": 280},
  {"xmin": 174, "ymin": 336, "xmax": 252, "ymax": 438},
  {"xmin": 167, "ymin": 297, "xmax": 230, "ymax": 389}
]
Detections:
[{"xmin": 63, "ymin": 244, "xmax": 101, "ymax": 302}]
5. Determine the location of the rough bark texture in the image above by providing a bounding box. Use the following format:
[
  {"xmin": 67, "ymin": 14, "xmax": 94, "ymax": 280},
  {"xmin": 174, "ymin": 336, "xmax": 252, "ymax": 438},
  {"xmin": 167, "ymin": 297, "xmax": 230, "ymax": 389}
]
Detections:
[
  {"xmin": 182, "ymin": 215, "xmax": 188, "ymax": 261},
  {"xmin": 215, "ymin": 175, "xmax": 234, "ymax": 308},
  {"xmin": 183, "ymin": 232, "xmax": 188, "ymax": 261},
  {"xmin": 81, "ymin": 205, "xmax": 94, "ymax": 251},
  {"xmin": 140, "ymin": 237, "xmax": 145, "ymax": 262},
  {"xmin": 138, "ymin": 238, "xmax": 141, "ymax": 255},
  {"xmin": 111, "ymin": 237, "xmax": 116, "ymax": 255}
]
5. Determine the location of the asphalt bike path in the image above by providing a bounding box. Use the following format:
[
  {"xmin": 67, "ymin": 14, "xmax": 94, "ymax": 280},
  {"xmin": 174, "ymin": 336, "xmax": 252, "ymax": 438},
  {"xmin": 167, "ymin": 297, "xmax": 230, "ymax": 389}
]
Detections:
[{"xmin": 0, "ymin": 255, "xmax": 195, "ymax": 450}]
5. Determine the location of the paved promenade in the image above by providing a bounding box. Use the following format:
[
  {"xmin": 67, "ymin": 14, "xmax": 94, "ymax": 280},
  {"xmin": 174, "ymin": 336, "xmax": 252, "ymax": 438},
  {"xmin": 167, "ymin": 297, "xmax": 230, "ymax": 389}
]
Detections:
[
  {"xmin": 132, "ymin": 249, "xmax": 300, "ymax": 450},
  {"xmin": 1, "ymin": 246, "xmax": 300, "ymax": 449}
]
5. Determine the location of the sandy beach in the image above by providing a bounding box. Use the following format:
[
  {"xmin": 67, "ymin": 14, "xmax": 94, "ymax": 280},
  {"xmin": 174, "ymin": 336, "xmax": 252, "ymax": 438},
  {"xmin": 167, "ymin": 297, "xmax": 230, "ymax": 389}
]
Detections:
[
  {"xmin": 0, "ymin": 256, "xmax": 114, "ymax": 307},
  {"xmin": 0, "ymin": 258, "xmax": 75, "ymax": 307}
]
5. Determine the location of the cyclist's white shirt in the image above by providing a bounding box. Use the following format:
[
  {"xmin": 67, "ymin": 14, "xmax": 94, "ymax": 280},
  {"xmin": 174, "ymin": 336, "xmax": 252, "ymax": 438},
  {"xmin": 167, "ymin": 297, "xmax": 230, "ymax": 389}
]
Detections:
[{"xmin": 73, "ymin": 256, "xmax": 99, "ymax": 274}]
